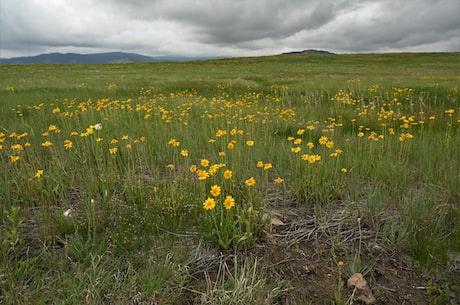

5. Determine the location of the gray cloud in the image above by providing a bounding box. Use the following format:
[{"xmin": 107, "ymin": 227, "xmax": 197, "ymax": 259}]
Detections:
[{"xmin": 1, "ymin": 0, "xmax": 459, "ymax": 58}]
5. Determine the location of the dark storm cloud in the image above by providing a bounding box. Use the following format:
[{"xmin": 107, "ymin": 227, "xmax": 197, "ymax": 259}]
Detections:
[
  {"xmin": 324, "ymin": 0, "xmax": 460, "ymax": 52},
  {"xmin": 1, "ymin": 0, "xmax": 459, "ymax": 58},
  {"xmin": 153, "ymin": 0, "xmax": 337, "ymax": 43}
]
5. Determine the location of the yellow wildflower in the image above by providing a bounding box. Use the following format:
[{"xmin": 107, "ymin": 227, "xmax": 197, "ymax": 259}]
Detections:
[
  {"xmin": 197, "ymin": 170, "xmax": 209, "ymax": 180},
  {"xmin": 35, "ymin": 169, "xmax": 44, "ymax": 178},
  {"xmin": 64, "ymin": 140, "xmax": 73, "ymax": 149},
  {"xmin": 203, "ymin": 197, "xmax": 216, "ymax": 210},
  {"xmin": 209, "ymin": 164, "xmax": 219, "ymax": 175},
  {"xmin": 168, "ymin": 138, "xmax": 179, "ymax": 146},
  {"xmin": 223, "ymin": 196, "xmax": 235, "ymax": 210},
  {"xmin": 319, "ymin": 136, "xmax": 328, "ymax": 145},
  {"xmin": 307, "ymin": 154, "xmax": 321, "ymax": 164},
  {"xmin": 210, "ymin": 185, "xmax": 221, "ymax": 197},
  {"xmin": 245, "ymin": 177, "xmax": 256, "ymax": 187},
  {"xmin": 405, "ymin": 133, "xmax": 414, "ymax": 139},
  {"xmin": 201, "ymin": 159, "xmax": 210, "ymax": 167},
  {"xmin": 17, "ymin": 132, "xmax": 28, "ymax": 139},
  {"xmin": 223, "ymin": 170, "xmax": 233, "ymax": 179},
  {"xmin": 11, "ymin": 144, "xmax": 24, "ymax": 151}
]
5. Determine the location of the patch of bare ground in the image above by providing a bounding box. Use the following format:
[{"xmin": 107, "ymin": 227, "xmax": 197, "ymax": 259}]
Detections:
[
  {"xmin": 184, "ymin": 189, "xmax": 459, "ymax": 304},
  {"xmin": 254, "ymin": 191, "xmax": 460, "ymax": 304}
]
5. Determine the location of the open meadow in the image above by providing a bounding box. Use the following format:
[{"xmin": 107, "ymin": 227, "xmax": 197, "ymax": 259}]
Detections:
[{"xmin": 1, "ymin": 52, "xmax": 459, "ymax": 304}]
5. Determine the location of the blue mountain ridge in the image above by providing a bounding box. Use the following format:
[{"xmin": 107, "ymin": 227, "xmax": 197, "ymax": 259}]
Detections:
[{"xmin": 0, "ymin": 52, "xmax": 217, "ymax": 64}]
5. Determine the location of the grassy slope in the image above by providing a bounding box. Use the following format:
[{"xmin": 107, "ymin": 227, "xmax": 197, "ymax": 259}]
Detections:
[{"xmin": 1, "ymin": 52, "xmax": 459, "ymax": 98}]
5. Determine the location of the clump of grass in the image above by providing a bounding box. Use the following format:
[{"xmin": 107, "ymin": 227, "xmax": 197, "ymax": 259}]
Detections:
[{"xmin": 201, "ymin": 255, "xmax": 285, "ymax": 305}]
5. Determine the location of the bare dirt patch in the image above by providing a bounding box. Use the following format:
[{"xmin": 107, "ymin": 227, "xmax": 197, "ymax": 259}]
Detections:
[{"xmin": 253, "ymin": 196, "xmax": 460, "ymax": 305}]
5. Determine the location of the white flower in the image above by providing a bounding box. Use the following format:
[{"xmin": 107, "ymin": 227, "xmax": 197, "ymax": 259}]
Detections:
[
  {"xmin": 94, "ymin": 123, "xmax": 102, "ymax": 130},
  {"xmin": 63, "ymin": 209, "xmax": 72, "ymax": 218}
]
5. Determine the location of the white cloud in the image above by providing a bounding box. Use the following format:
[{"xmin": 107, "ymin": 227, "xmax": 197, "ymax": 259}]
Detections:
[{"xmin": 1, "ymin": 0, "xmax": 459, "ymax": 58}]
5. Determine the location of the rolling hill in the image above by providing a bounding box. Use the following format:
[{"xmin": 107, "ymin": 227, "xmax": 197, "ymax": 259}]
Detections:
[{"xmin": 0, "ymin": 52, "xmax": 216, "ymax": 64}]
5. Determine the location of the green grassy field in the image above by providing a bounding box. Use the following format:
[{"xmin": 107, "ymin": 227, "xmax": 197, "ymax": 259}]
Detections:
[{"xmin": 1, "ymin": 52, "xmax": 459, "ymax": 304}]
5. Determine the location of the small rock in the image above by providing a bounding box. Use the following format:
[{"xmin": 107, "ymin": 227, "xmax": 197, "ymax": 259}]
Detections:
[
  {"xmin": 347, "ymin": 273, "xmax": 376, "ymax": 304},
  {"xmin": 270, "ymin": 215, "xmax": 285, "ymax": 226}
]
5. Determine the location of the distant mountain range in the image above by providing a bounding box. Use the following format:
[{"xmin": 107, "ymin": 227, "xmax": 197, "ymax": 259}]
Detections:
[
  {"xmin": 0, "ymin": 52, "xmax": 218, "ymax": 65},
  {"xmin": 0, "ymin": 50, "xmax": 336, "ymax": 65},
  {"xmin": 282, "ymin": 49, "xmax": 335, "ymax": 55}
]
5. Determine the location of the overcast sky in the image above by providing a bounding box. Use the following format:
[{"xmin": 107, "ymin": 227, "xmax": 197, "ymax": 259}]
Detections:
[{"xmin": 1, "ymin": 0, "xmax": 459, "ymax": 58}]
